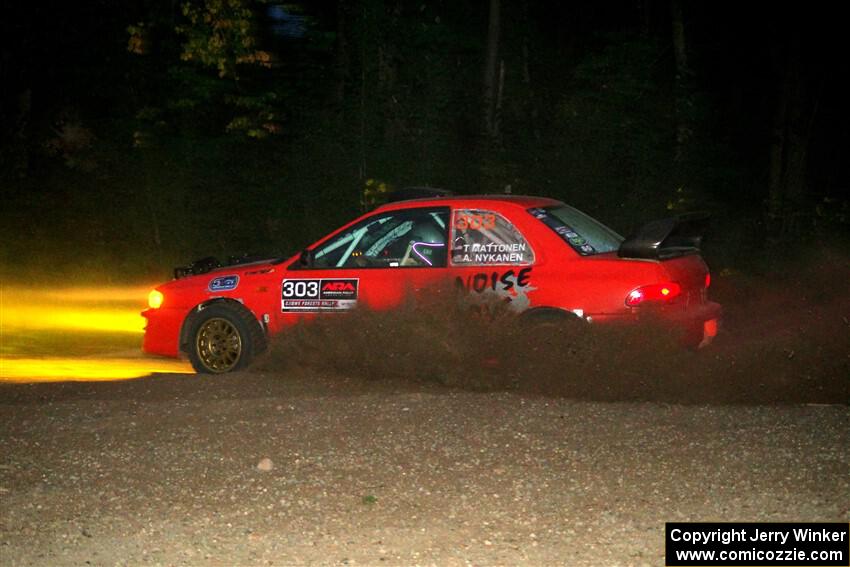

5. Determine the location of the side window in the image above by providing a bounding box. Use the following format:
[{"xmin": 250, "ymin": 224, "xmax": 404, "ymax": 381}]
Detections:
[
  {"xmin": 451, "ymin": 209, "xmax": 534, "ymax": 266},
  {"xmin": 311, "ymin": 207, "xmax": 449, "ymax": 269}
]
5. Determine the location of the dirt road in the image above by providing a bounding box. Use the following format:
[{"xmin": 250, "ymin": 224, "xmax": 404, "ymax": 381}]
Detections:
[{"xmin": 1, "ymin": 371, "xmax": 847, "ymax": 566}]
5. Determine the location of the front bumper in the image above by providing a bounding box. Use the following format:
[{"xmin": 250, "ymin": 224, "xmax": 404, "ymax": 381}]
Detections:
[{"xmin": 141, "ymin": 307, "xmax": 184, "ymax": 358}]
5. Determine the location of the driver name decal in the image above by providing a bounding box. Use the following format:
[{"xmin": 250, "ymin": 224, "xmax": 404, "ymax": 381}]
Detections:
[{"xmin": 282, "ymin": 278, "xmax": 358, "ymax": 311}]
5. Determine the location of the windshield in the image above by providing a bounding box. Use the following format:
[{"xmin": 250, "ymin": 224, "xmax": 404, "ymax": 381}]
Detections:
[{"xmin": 528, "ymin": 205, "xmax": 623, "ymax": 255}]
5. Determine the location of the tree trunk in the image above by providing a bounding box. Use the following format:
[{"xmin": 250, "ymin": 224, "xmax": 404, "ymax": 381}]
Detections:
[
  {"xmin": 483, "ymin": 0, "xmax": 501, "ymax": 141},
  {"xmin": 493, "ymin": 59, "xmax": 505, "ymax": 140},
  {"xmin": 767, "ymin": 78, "xmax": 788, "ymax": 222},
  {"xmin": 521, "ymin": 0, "xmax": 540, "ymax": 141},
  {"xmin": 670, "ymin": 0, "xmax": 691, "ymax": 163},
  {"xmin": 638, "ymin": 0, "xmax": 653, "ymax": 37},
  {"xmin": 358, "ymin": 2, "xmax": 368, "ymax": 180},
  {"xmin": 334, "ymin": 0, "xmax": 350, "ymax": 106},
  {"xmin": 11, "ymin": 89, "xmax": 32, "ymax": 178},
  {"xmin": 670, "ymin": 0, "xmax": 687, "ymax": 74},
  {"xmin": 780, "ymin": 42, "xmax": 808, "ymax": 207},
  {"xmin": 378, "ymin": 1, "xmax": 403, "ymax": 146},
  {"xmin": 767, "ymin": 35, "xmax": 808, "ymax": 237}
]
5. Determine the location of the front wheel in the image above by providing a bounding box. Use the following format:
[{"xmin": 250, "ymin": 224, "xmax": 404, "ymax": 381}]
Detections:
[{"xmin": 187, "ymin": 304, "xmax": 265, "ymax": 373}]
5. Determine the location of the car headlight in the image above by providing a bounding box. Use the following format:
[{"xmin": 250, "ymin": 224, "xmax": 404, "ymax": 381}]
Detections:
[{"xmin": 148, "ymin": 289, "xmax": 164, "ymax": 309}]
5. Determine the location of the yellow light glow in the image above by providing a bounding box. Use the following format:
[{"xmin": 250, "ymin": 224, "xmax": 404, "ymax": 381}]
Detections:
[
  {"xmin": 148, "ymin": 289, "xmax": 164, "ymax": 309},
  {"xmin": 0, "ymin": 357, "xmax": 194, "ymax": 382},
  {"xmin": 1, "ymin": 286, "xmax": 146, "ymax": 333},
  {"xmin": 0, "ymin": 284, "xmax": 192, "ymax": 383},
  {"xmin": 35, "ymin": 286, "xmax": 155, "ymax": 303},
  {"xmin": 2, "ymin": 305, "xmax": 145, "ymax": 333}
]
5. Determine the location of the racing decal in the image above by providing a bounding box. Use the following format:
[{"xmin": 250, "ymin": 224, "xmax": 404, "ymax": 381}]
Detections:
[
  {"xmin": 554, "ymin": 225, "xmax": 579, "ymax": 239},
  {"xmin": 455, "ymin": 267, "xmax": 536, "ymax": 311},
  {"xmin": 455, "ymin": 213, "xmax": 496, "ymax": 231},
  {"xmin": 456, "ymin": 267, "xmax": 532, "ymax": 293},
  {"xmin": 281, "ymin": 278, "xmax": 359, "ymax": 311},
  {"xmin": 451, "ymin": 209, "xmax": 534, "ymax": 266},
  {"xmin": 453, "ymin": 242, "xmax": 529, "ymax": 264},
  {"xmin": 208, "ymin": 275, "xmax": 239, "ymax": 292},
  {"xmin": 531, "ymin": 209, "xmax": 597, "ymax": 255}
]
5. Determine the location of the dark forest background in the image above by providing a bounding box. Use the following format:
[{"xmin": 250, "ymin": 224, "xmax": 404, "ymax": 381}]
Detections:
[{"xmin": 1, "ymin": 0, "xmax": 848, "ymax": 283}]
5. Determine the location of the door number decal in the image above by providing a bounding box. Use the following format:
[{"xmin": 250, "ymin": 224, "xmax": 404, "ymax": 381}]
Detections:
[{"xmin": 282, "ymin": 278, "xmax": 359, "ymax": 311}]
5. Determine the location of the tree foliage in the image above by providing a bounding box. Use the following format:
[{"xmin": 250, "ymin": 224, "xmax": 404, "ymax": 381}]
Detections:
[
  {"xmin": 126, "ymin": 0, "xmax": 282, "ymax": 138},
  {"xmin": 3, "ymin": 0, "xmax": 848, "ymax": 282},
  {"xmin": 178, "ymin": 0, "xmax": 270, "ymax": 79}
]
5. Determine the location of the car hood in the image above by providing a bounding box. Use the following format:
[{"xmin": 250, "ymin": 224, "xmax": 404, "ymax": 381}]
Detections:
[{"xmin": 158, "ymin": 256, "xmax": 293, "ymax": 295}]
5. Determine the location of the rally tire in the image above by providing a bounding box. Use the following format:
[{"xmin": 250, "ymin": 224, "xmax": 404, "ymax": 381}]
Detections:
[{"xmin": 186, "ymin": 303, "xmax": 266, "ymax": 374}]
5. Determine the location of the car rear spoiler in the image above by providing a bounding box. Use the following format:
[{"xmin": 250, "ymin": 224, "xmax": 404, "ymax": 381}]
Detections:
[{"xmin": 617, "ymin": 212, "xmax": 709, "ymax": 260}]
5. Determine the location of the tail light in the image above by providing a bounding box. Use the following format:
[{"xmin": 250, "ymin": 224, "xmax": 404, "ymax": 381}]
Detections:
[
  {"xmin": 625, "ymin": 282, "xmax": 681, "ymax": 307},
  {"xmin": 705, "ymin": 272, "xmax": 711, "ymax": 288}
]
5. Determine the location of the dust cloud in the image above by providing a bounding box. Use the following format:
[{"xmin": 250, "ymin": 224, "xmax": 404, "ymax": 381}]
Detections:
[{"xmin": 263, "ymin": 252, "xmax": 849, "ymax": 405}]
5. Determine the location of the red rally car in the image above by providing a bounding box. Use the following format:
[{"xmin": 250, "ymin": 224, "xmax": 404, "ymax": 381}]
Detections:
[{"xmin": 142, "ymin": 190, "xmax": 721, "ymax": 373}]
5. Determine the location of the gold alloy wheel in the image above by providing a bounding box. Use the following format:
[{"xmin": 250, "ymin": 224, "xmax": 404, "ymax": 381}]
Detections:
[{"xmin": 195, "ymin": 317, "xmax": 243, "ymax": 372}]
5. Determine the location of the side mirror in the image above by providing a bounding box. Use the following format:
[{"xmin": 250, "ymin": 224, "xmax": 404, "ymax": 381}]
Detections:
[{"xmin": 299, "ymin": 249, "xmax": 315, "ymax": 267}]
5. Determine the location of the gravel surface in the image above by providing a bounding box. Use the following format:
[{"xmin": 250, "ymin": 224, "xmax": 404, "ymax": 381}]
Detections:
[{"xmin": 1, "ymin": 371, "xmax": 848, "ymax": 566}]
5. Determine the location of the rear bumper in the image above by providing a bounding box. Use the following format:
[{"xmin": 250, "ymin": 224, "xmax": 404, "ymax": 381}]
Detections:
[
  {"xmin": 669, "ymin": 301, "xmax": 722, "ymax": 348},
  {"xmin": 141, "ymin": 307, "xmax": 184, "ymax": 358},
  {"xmin": 588, "ymin": 301, "xmax": 722, "ymax": 347},
  {"xmin": 697, "ymin": 317, "xmax": 719, "ymax": 348}
]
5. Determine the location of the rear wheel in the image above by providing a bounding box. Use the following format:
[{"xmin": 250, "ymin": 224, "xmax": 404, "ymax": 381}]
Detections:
[
  {"xmin": 187, "ymin": 303, "xmax": 265, "ymax": 373},
  {"xmin": 520, "ymin": 308, "xmax": 585, "ymax": 353},
  {"xmin": 520, "ymin": 307, "xmax": 581, "ymax": 326}
]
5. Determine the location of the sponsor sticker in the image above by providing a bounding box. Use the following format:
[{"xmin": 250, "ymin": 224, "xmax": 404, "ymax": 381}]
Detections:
[
  {"xmin": 282, "ymin": 278, "xmax": 359, "ymax": 311},
  {"xmin": 528, "ymin": 208, "xmax": 598, "ymax": 256},
  {"xmin": 455, "ymin": 267, "xmax": 536, "ymax": 311},
  {"xmin": 208, "ymin": 275, "xmax": 239, "ymax": 292}
]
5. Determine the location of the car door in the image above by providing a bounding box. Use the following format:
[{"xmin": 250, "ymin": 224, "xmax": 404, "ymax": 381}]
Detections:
[
  {"xmin": 278, "ymin": 206, "xmax": 450, "ymax": 324},
  {"xmin": 448, "ymin": 207, "xmax": 538, "ymax": 311}
]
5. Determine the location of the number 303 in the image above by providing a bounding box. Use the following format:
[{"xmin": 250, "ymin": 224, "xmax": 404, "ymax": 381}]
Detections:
[
  {"xmin": 456, "ymin": 213, "xmax": 496, "ymax": 231},
  {"xmin": 283, "ymin": 280, "xmax": 319, "ymax": 297}
]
